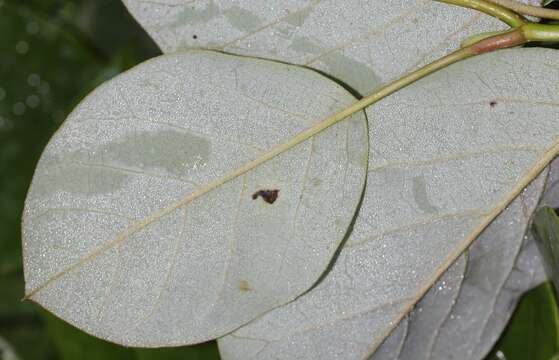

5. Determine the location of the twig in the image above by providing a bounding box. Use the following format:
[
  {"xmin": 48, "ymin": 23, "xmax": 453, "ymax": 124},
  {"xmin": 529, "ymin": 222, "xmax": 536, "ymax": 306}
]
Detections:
[{"xmin": 488, "ymin": 0, "xmax": 559, "ymax": 20}]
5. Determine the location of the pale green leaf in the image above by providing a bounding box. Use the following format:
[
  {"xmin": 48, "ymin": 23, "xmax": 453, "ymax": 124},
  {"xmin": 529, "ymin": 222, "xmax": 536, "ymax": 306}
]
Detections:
[
  {"xmin": 532, "ymin": 159, "xmax": 559, "ymax": 292},
  {"xmin": 372, "ymin": 170, "xmax": 547, "ymax": 360},
  {"xmin": 121, "ymin": 0, "xmax": 525, "ymax": 95},
  {"xmin": 218, "ymin": 48, "xmax": 559, "ymax": 360},
  {"xmin": 120, "ymin": 0, "xmax": 550, "ymax": 357},
  {"xmin": 22, "ymin": 50, "xmax": 368, "ymax": 346},
  {"xmin": 0, "ymin": 336, "xmax": 20, "ymax": 360}
]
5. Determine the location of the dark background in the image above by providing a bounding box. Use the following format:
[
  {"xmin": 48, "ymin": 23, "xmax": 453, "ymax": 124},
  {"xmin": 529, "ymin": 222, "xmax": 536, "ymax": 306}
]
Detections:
[{"xmin": 0, "ymin": 1, "xmax": 557, "ymax": 359}]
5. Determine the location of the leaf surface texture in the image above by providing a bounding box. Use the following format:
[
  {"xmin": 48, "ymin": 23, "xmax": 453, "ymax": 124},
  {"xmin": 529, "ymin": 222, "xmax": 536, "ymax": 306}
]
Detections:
[
  {"xmin": 218, "ymin": 48, "xmax": 559, "ymax": 360},
  {"xmin": 22, "ymin": 50, "xmax": 368, "ymax": 346}
]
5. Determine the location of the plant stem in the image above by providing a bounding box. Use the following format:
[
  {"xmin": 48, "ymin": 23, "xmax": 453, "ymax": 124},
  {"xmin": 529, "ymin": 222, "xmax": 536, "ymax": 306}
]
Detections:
[
  {"xmin": 442, "ymin": 0, "xmax": 559, "ymax": 44},
  {"xmin": 436, "ymin": 0, "xmax": 526, "ymax": 27},
  {"xmin": 488, "ymin": 0, "xmax": 559, "ymax": 20},
  {"xmin": 461, "ymin": 30, "xmax": 511, "ymax": 47},
  {"xmin": 470, "ymin": 28, "xmax": 526, "ymax": 53},
  {"xmin": 522, "ymin": 23, "xmax": 559, "ymax": 41}
]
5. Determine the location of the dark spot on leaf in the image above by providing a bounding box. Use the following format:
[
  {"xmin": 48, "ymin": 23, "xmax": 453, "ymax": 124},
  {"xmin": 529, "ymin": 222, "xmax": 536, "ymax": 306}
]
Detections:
[
  {"xmin": 252, "ymin": 189, "xmax": 279, "ymax": 204},
  {"xmin": 192, "ymin": 34, "xmax": 198, "ymax": 39},
  {"xmin": 490, "ymin": 101, "xmax": 497, "ymax": 107},
  {"xmin": 239, "ymin": 280, "xmax": 252, "ymax": 292}
]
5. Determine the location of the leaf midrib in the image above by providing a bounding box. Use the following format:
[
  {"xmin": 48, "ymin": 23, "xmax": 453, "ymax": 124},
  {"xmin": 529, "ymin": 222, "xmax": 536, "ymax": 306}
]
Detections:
[{"xmin": 25, "ymin": 83, "xmax": 370, "ymax": 299}]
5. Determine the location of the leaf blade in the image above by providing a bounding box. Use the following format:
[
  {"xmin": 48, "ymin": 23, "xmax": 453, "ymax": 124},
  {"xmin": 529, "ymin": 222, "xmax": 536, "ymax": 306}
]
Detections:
[
  {"xmin": 218, "ymin": 47, "xmax": 559, "ymax": 360},
  {"xmin": 486, "ymin": 282, "xmax": 559, "ymax": 360},
  {"xmin": 534, "ymin": 207, "xmax": 559, "ymax": 291},
  {"xmin": 22, "ymin": 50, "xmax": 368, "ymax": 346},
  {"xmin": 122, "ymin": 0, "xmax": 518, "ymax": 95},
  {"xmin": 372, "ymin": 170, "xmax": 548, "ymax": 360}
]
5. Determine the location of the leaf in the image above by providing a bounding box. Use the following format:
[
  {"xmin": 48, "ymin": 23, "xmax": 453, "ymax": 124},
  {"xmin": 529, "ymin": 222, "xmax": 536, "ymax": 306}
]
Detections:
[
  {"xmin": 22, "ymin": 50, "xmax": 368, "ymax": 346},
  {"xmin": 121, "ymin": 1, "xmax": 550, "ymax": 357},
  {"xmin": 128, "ymin": 0, "xmax": 547, "ymax": 356},
  {"xmin": 486, "ymin": 282, "xmax": 559, "ymax": 360},
  {"xmin": 533, "ymin": 160, "xmax": 559, "ymax": 292},
  {"xmin": 0, "ymin": 1, "xmax": 199, "ymax": 358},
  {"xmin": 0, "ymin": 0, "xmax": 160, "ymax": 281},
  {"xmin": 121, "ymin": 0, "xmax": 526, "ymax": 96},
  {"xmin": 490, "ymin": 232, "xmax": 559, "ymax": 358},
  {"xmin": 0, "ymin": 335, "xmax": 20, "ymax": 360},
  {"xmin": 372, "ymin": 144, "xmax": 559, "ymax": 360},
  {"xmin": 535, "ymin": 211, "xmax": 559, "ymax": 276},
  {"xmin": 373, "ymin": 137, "xmax": 559, "ymax": 360},
  {"xmin": 218, "ymin": 48, "xmax": 559, "ymax": 359},
  {"xmin": 372, "ymin": 171, "xmax": 548, "ymax": 360}
]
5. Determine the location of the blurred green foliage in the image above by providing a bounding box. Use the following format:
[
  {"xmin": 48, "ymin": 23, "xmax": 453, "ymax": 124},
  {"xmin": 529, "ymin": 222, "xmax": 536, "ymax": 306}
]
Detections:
[
  {"xmin": 42, "ymin": 310, "xmax": 219, "ymax": 360},
  {"xmin": 0, "ymin": 1, "xmax": 220, "ymax": 359},
  {"xmin": 2, "ymin": 1, "xmax": 559, "ymax": 360},
  {"xmin": 533, "ymin": 208, "xmax": 559, "ymax": 292},
  {"xmin": 487, "ymin": 282, "xmax": 559, "ymax": 360}
]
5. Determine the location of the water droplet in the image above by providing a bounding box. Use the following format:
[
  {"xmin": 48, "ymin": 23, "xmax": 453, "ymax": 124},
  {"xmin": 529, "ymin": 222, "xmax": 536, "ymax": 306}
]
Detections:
[
  {"xmin": 0, "ymin": 87, "xmax": 6, "ymax": 101},
  {"xmin": 13, "ymin": 102, "xmax": 26, "ymax": 115},
  {"xmin": 39, "ymin": 82, "xmax": 50, "ymax": 95},
  {"xmin": 496, "ymin": 350, "xmax": 506, "ymax": 360},
  {"xmin": 15, "ymin": 40, "xmax": 29, "ymax": 54},
  {"xmin": 26, "ymin": 95, "xmax": 40, "ymax": 108},
  {"xmin": 26, "ymin": 22, "xmax": 40, "ymax": 35},
  {"xmin": 0, "ymin": 116, "xmax": 12, "ymax": 131},
  {"xmin": 27, "ymin": 73, "xmax": 41, "ymax": 87}
]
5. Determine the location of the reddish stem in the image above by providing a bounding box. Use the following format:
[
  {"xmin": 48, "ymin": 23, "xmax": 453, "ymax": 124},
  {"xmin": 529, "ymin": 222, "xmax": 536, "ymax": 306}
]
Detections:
[{"xmin": 470, "ymin": 29, "xmax": 527, "ymax": 54}]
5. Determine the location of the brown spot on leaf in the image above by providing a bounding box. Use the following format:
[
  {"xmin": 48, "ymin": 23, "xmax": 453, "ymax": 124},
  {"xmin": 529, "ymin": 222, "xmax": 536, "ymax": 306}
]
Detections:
[
  {"xmin": 252, "ymin": 189, "xmax": 279, "ymax": 204},
  {"xmin": 239, "ymin": 280, "xmax": 252, "ymax": 292}
]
